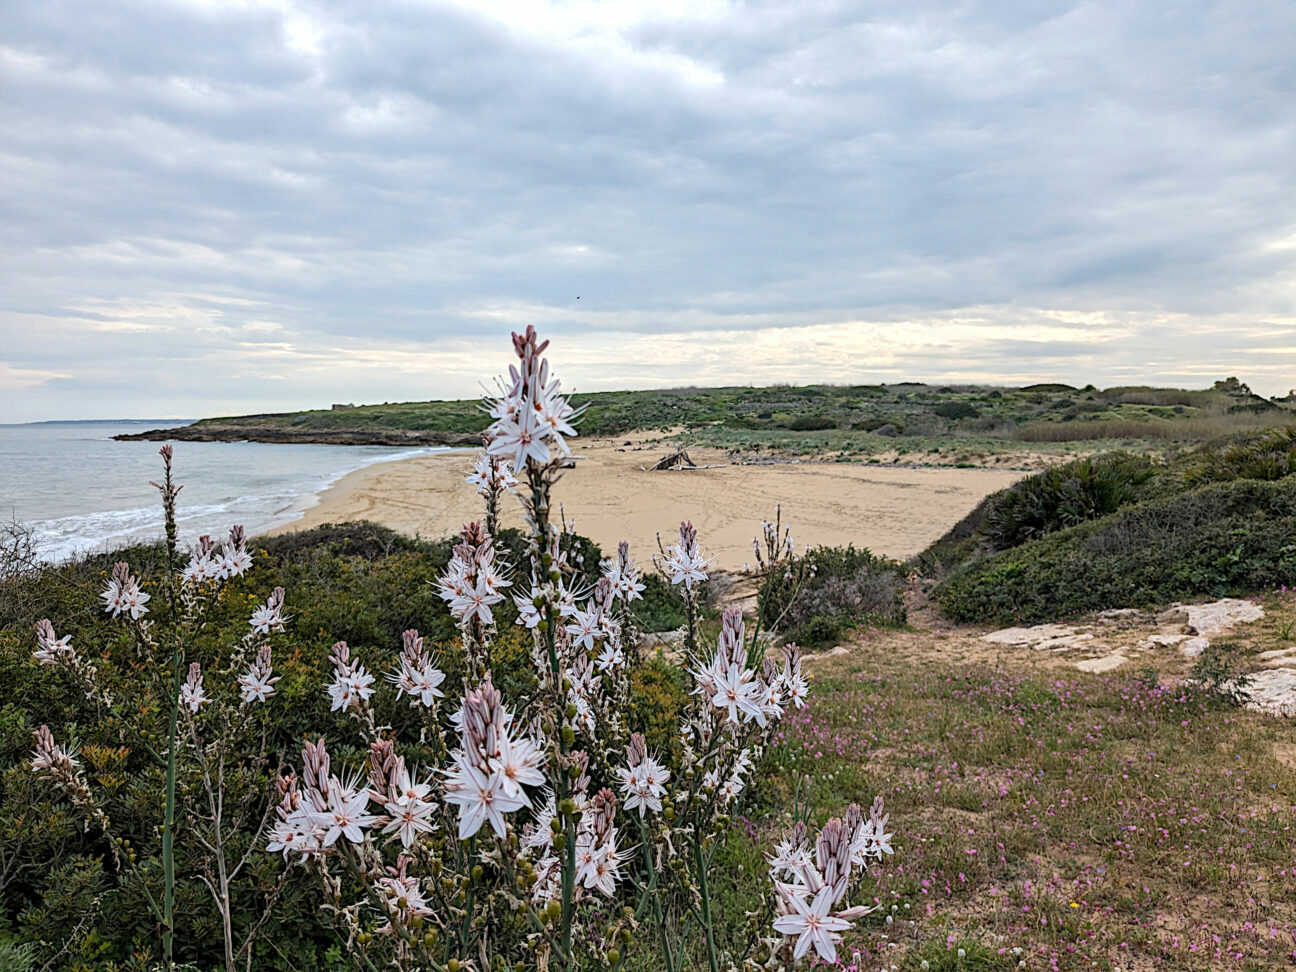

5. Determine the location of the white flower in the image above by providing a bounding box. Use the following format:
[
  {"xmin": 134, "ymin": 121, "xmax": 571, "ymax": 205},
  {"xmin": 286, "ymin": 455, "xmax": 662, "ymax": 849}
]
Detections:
[
  {"xmin": 711, "ymin": 663, "xmax": 762, "ymax": 725},
  {"xmin": 309, "ymin": 788, "xmax": 379, "ymax": 846},
  {"xmin": 238, "ymin": 670, "xmax": 277, "ymax": 704},
  {"xmin": 773, "ymin": 885, "xmax": 854, "ymax": 963},
  {"xmin": 443, "ymin": 758, "xmax": 526, "ymax": 840},
  {"xmin": 266, "ymin": 819, "xmax": 314, "ymax": 858},
  {"xmin": 32, "ymin": 620, "xmax": 72, "ymax": 665},
  {"xmin": 382, "ymin": 795, "xmax": 437, "ymax": 849},
  {"xmin": 595, "ymin": 643, "xmax": 625, "ymax": 671},
  {"xmin": 488, "ymin": 732, "xmax": 547, "ymax": 804},
  {"xmin": 488, "ymin": 406, "xmax": 551, "ymax": 470},
  {"xmin": 663, "ymin": 548, "xmax": 709, "ymax": 588},
  {"xmin": 564, "ymin": 607, "xmax": 602, "ymax": 651},
  {"xmin": 617, "ymin": 755, "xmax": 670, "ymax": 817}
]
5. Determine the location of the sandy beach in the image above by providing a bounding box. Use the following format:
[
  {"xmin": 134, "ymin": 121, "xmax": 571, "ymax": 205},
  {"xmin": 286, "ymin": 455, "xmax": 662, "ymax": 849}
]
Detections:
[{"xmin": 269, "ymin": 437, "xmax": 1027, "ymax": 568}]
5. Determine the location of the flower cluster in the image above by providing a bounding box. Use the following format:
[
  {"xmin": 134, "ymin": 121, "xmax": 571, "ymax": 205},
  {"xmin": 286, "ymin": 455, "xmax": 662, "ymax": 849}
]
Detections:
[
  {"xmin": 616, "ymin": 733, "xmax": 670, "ymax": 816},
  {"xmin": 659, "ymin": 520, "xmax": 711, "ymax": 589},
  {"xmin": 249, "ymin": 586, "xmax": 287, "ymax": 634},
  {"xmin": 465, "ymin": 450, "xmax": 519, "ymax": 495},
  {"xmin": 602, "ymin": 541, "xmax": 646, "ymax": 603},
  {"xmin": 385, "ymin": 628, "xmax": 445, "ymax": 708},
  {"xmin": 325, "ymin": 641, "xmax": 376, "ymax": 715},
  {"xmin": 767, "ymin": 800, "xmax": 895, "ymax": 963},
  {"xmin": 437, "ymin": 522, "xmax": 510, "ymax": 626},
  {"xmin": 444, "ymin": 681, "xmax": 545, "ymax": 839},
  {"xmin": 485, "ymin": 325, "xmax": 579, "ymax": 470},
  {"xmin": 100, "ymin": 561, "xmax": 150, "ymax": 619},
  {"xmin": 693, "ymin": 608, "xmax": 805, "ymax": 728},
  {"xmin": 369, "ymin": 740, "xmax": 438, "ymax": 850},
  {"xmin": 180, "ymin": 661, "xmax": 210, "ymax": 713},
  {"xmin": 182, "ymin": 525, "xmax": 253, "ymax": 585},
  {"xmin": 32, "ymin": 618, "xmax": 72, "ymax": 666},
  {"xmin": 237, "ymin": 644, "xmax": 280, "ymax": 704}
]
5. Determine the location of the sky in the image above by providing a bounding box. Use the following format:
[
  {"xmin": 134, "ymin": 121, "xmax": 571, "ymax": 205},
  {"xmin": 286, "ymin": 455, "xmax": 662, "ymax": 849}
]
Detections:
[{"xmin": 2, "ymin": 0, "xmax": 1295, "ymax": 421}]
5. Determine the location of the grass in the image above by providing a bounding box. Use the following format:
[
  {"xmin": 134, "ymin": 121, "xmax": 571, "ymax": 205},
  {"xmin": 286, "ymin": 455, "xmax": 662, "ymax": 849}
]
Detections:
[{"xmin": 722, "ymin": 623, "xmax": 1296, "ymax": 971}]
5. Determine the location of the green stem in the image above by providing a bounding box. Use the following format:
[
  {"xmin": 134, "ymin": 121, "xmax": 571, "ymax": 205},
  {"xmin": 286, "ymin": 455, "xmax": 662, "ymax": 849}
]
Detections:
[
  {"xmin": 161, "ymin": 643, "xmax": 182, "ymax": 971},
  {"xmin": 694, "ymin": 838, "xmax": 720, "ymax": 972}
]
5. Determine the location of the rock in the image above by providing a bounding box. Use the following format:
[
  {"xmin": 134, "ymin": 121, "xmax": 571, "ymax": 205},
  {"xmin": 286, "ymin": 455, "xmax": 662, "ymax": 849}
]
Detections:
[
  {"xmin": 1256, "ymin": 648, "xmax": 1296, "ymax": 667},
  {"xmin": 1146, "ymin": 634, "xmax": 1189, "ymax": 647},
  {"xmin": 1180, "ymin": 637, "xmax": 1210, "ymax": 657},
  {"xmin": 1076, "ymin": 653, "xmax": 1128, "ymax": 673},
  {"xmin": 1098, "ymin": 608, "xmax": 1144, "ymax": 623},
  {"xmin": 1244, "ymin": 670, "xmax": 1296, "ymax": 717},
  {"xmin": 982, "ymin": 624, "xmax": 1077, "ymax": 646},
  {"xmin": 1156, "ymin": 606, "xmax": 1189, "ymax": 626},
  {"xmin": 1183, "ymin": 598, "xmax": 1264, "ymax": 637}
]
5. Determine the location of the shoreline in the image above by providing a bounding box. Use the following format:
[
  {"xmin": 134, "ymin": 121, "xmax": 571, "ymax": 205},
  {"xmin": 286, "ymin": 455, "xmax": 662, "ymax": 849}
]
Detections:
[{"xmin": 265, "ymin": 436, "xmax": 1030, "ymax": 568}]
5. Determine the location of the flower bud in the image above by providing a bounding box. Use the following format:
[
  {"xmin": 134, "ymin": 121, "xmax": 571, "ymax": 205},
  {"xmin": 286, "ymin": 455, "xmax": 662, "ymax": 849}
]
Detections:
[{"xmin": 607, "ymin": 948, "xmax": 620, "ymax": 966}]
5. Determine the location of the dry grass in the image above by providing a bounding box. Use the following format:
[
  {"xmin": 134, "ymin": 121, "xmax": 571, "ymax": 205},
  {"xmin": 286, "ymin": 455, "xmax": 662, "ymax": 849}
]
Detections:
[
  {"xmin": 717, "ymin": 597, "xmax": 1296, "ymax": 971},
  {"xmin": 1014, "ymin": 412, "xmax": 1290, "ymax": 444}
]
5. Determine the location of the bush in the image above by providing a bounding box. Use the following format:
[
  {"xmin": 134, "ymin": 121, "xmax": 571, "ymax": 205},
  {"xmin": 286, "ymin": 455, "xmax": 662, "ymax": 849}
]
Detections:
[
  {"xmin": 936, "ymin": 479, "xmax": 1296, "ymax": 623},
  {"xmin": 764, "ymin": 545, "xmax": 906, "ymax": 646},
  {"xmin": 934, "ymin": 402, "xmax": 979, "ymax": 420},
  {"xmin": 1188, "ymin": 640, "xmax": 1254, "ymax": 707},
  {"xmin": 1181, "ymin": 425, "xmax": 1296, "ymax": 486},
  {"xmin": 782, "ymin": 415, "xmax": 836, "ymax": 431},
  {"xmin": 983, "ymin": 452, "xmax": 1158, "ymax": 549}
]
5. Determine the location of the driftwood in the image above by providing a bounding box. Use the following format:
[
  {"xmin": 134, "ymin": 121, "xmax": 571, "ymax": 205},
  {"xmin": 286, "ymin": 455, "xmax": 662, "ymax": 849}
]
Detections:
[{"xmin": 649, "ymin": 450, "xmax": 697, "ymax": 471}]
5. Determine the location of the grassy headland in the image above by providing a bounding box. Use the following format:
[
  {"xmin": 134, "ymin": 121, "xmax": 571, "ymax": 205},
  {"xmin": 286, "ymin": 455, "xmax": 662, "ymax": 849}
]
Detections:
[{"xmin": 116, "ymin": 379, "xmax": 1296, "ymax": 461}]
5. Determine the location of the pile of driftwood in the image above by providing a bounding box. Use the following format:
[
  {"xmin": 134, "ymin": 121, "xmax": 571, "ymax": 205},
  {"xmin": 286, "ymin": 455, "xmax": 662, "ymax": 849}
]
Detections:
[{"xmin": 649, "ymin": 450, "xmax": 696, "ymax": 470}]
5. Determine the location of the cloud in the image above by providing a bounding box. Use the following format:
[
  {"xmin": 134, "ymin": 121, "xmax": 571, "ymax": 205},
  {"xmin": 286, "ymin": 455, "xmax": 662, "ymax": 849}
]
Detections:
[{"xmin": 1, "ymin": 0, "xmax": 1294, "ymax": 420}]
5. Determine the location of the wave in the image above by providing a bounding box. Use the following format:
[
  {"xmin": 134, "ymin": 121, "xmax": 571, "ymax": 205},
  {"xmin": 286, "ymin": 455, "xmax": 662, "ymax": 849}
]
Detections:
[{"xmin": 28, "ymin": 444, "xmax": 460, "ymax": 564}]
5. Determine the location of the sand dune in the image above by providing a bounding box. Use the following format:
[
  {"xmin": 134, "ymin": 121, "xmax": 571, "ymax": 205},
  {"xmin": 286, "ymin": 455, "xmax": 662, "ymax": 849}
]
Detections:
[{"xmin": 270, "ymin": 436, "xmax": 1027, "ymax": 569}]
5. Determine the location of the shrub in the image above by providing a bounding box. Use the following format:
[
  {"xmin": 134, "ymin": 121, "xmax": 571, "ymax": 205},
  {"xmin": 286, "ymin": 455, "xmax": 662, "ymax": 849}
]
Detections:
[
  {"xmin": 1180, "ymin": 425, "xmax": 1296, "ymax": 486},
  {"xmin": 765, "ymin": 545, "xmax": 906, "ymax": 645},
  {"xmin": 983, "ymin": 452, "xmax": 1158, "ymax": 549},
  {"xmin": 782, "ymin": 415, "xmax": 836, "ymax": 431},
  {"xmin": 1188, "ymin": 640, "xmax": 1254, "ymax": 707},
  {"xmin": 934, "ymin": 402, "xmax": 979, "ymax": 420},
  {"xmin": 936, "ymin": 479, "xmax": 1296, "ymax": 623}
]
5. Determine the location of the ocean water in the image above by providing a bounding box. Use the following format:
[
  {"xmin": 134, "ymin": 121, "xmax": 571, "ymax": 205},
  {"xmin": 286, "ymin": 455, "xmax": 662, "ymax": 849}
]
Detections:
[{"xmin": 0, "ymin": 421, "xmax": 451, "ymax": 563}]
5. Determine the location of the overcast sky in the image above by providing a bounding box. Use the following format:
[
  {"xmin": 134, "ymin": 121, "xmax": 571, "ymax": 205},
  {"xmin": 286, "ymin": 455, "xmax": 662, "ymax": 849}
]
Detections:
[{"xmin": 2, "ymin": 0, "xmax": 1294, "ymax": 421}]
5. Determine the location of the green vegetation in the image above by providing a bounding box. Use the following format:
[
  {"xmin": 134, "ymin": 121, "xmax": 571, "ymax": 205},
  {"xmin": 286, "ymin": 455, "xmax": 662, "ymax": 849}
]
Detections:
[
  {"xmin": 761, "ymin": 545, "xmax": 907, "ymax": 648},
  {"xmin": 152, "ymin": 380, "xmax": 1296, "ymax": 458},
  {"xmin": 935, "ymin": 478, "xmax": 1296, "ymax": 623},
  {"xmin": 918, "ymin": 424, "xmax": 1296, "ymax": 623},
  {"xmin": 0, "ymin": 523, "xmax": 692, "ymax": 971}
]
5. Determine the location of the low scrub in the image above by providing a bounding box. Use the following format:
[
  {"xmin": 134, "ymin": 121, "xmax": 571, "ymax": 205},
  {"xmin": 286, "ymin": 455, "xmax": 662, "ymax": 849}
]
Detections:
[
  {"xmin": 983, "ymin": 452, "xmax": 1158, "ymax": 549},
  {"xmin": 764, "ymin": 544, "xmax": 906, "ymax": 646},
  {"xmin": 936, "ymin": 479, "xmax": 1296, "ymax": 623}
]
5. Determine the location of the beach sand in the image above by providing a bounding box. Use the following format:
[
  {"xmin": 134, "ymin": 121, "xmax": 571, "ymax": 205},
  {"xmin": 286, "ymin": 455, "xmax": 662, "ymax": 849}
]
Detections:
[{"xmin": 269, "ymin": 436, "xmax": 1027, "ymax": 569}]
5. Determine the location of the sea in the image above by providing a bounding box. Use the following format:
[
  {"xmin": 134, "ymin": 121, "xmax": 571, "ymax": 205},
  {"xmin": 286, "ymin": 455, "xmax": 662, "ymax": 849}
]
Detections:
[{"xmin": 0, "ymin": 420, "xmax": 452, "ymax": 563}]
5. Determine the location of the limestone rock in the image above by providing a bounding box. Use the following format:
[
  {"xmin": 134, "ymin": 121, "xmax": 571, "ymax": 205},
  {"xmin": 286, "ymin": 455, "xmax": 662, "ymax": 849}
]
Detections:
[
  {"xmin": 1180, "ymin": 637, "xmax": 1210, "ymax": 658},
  {"xmin": 982, "ymin": 624, "xmax": 1077, "ymax": 646},
  {"xmin": 1076, "ymin": 653, "xmax": 1128, "ymax": 673},
  {"xmin": 1183, "ymin": 599, "xmax": 1264, "ymax": 637},
  {"xmin": 1244, "ymin": 670, "xmax": 1296, "ymax": 718}
]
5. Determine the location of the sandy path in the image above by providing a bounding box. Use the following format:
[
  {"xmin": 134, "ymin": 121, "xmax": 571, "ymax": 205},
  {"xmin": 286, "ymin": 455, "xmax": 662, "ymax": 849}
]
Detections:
[{"xmin": 268, "ymin": 438, "xmax": 1025, "ymax": 568}]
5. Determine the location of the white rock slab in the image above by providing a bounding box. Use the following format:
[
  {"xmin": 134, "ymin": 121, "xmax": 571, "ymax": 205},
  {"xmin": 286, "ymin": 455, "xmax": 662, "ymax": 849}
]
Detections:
[
  {"xmin": 1244, "ymin": 669, "xmax": 1296, "ymax": 717},
  {"xmin": 1184, "ymin": 599, "xmax": 1264, "ymax": 637},
  {"xmin": 1180, "ymin": 637, "xmax": 1210, "ymax": 657},
  {"xmin": 981, "ymin": 624, "xmax": 1078, "ymax": 646},
  {"xmin": 1076, "ymin": 653, "xmax": 1128, "ymax": 673}
]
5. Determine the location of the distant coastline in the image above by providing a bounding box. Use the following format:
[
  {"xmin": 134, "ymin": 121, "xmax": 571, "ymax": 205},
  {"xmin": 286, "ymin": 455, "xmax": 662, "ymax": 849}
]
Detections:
[{"xmin": 115, "ymin": 423, "xmax": 482, "ymax": 447}]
